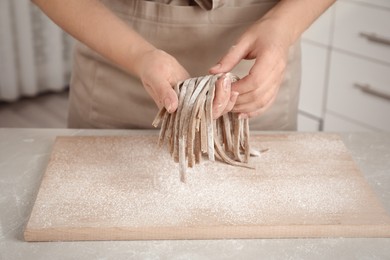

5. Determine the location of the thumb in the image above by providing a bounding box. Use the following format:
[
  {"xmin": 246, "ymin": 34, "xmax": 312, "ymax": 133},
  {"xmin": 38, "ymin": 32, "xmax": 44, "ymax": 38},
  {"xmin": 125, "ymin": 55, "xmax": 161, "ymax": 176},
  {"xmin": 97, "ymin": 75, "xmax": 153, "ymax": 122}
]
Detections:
[
  {"xmin": 209, "ymin": 44, "xmax": 246, "ymax": 74},
  {"xmin": 160, "ymin": 85, "xmax": 179, "ymax": 113}
]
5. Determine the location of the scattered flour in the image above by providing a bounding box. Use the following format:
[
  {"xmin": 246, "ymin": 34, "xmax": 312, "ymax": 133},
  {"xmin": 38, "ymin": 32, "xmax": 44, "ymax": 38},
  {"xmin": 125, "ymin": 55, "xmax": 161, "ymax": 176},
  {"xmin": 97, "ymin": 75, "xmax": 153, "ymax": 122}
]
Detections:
[{"xmin": 28, "ymin": 134, "xmax": 377, "ymax": 230}]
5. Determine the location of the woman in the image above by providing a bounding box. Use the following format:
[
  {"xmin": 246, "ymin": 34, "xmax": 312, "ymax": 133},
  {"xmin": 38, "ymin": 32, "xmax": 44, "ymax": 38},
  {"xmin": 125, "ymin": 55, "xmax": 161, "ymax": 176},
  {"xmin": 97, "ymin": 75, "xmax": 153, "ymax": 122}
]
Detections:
[{"xmin": 32, "ymin": 0, "xmax": 335, "ymax": 129}]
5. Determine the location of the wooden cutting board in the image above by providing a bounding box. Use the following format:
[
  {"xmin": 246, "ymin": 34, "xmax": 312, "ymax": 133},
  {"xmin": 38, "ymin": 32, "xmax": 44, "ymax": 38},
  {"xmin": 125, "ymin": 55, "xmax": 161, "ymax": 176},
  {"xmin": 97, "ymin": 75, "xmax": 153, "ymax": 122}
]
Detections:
[{"xmin": 24, "ymin": 133, "xmax": 390, "ymax": 241}]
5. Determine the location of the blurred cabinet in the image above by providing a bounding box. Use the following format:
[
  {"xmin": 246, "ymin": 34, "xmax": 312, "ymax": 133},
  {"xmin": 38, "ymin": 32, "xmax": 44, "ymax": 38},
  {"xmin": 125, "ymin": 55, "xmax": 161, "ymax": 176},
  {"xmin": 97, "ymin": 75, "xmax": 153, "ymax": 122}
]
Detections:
[
  {"xmin": 298, "ymin": 0, "xmax": 390, "ymax": 132},
  {"xmin": 298, "ymin": 5, "xmax": 334, "ymax": 131},
  {"xmin": 346, "ymin": 0, "xmax": 390, "ymax": 9},
  {"xmin": 323, "ymin": 113, "xmax": 374, "ymax": 132},
  {"xmin": 297, "ymin": 113, "xmax": 321, "ymax": 132}
]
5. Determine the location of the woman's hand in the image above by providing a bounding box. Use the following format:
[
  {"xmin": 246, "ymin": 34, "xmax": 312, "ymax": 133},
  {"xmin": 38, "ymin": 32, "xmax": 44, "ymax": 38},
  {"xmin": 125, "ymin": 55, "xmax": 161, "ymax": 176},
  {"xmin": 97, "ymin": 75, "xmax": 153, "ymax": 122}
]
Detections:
[
  {"xmin": 134, "ymin": 49, "xmax": 190, "ymax": 113},
  {"xmin": 209, "ymin": 0, "xmax": 336, "ymax": 119},
  {"xmin": 209, "ymin": 18, "xmax": 291, "ymax": 118}
]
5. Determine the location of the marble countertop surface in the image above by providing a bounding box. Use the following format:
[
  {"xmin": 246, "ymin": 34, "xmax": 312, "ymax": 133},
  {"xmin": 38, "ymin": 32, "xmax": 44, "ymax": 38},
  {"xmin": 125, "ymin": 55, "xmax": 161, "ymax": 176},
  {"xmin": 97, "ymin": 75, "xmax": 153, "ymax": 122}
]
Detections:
[{"xmin": 1, "ymin": 128, "xmax": 390, "ymax": 259}]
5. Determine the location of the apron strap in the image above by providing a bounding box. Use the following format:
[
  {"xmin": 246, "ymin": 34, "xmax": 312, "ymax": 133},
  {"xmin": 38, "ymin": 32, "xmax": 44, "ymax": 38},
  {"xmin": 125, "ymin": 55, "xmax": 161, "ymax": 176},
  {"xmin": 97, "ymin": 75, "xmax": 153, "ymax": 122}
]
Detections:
[
  {"xmin": 194, "ymin": 0, "xmax": 224, "ymax": 10},
  {"xmin": 153, "ymin": 0, "xmax": 224, "ymax": 10}
]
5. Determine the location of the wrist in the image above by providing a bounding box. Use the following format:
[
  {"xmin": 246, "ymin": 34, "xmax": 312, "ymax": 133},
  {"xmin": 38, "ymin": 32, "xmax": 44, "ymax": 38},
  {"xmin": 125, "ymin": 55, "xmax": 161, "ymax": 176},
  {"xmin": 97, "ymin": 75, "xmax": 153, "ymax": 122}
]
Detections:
[
  {"xmin": 253, "ymin": 16, "xmax": 296, "ymax": 49},
  {"xmin": 259, "ymin": 0, "xmax": 336, "ymax": 46},
  {"xmin": 257, "ymin": 15, "xmax": 299, "ymax": 48},
  {"xmin": 122, "ymin": 43, "xmax": 156, "ymax": 77}
]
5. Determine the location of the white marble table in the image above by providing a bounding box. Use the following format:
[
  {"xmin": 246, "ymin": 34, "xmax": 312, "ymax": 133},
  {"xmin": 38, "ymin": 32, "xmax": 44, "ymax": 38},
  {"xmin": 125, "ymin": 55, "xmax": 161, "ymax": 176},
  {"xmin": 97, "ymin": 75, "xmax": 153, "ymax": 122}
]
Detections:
[{"xmin": 1, "ymin": 128, "xmax": 390, "ymax": 259}]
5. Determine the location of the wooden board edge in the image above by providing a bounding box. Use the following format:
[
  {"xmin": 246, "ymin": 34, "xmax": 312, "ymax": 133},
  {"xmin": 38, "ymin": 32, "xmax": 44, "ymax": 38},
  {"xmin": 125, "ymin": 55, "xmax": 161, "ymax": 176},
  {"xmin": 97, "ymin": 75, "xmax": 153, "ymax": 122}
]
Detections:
[{"xmin": 24, "ymin": 224, "xmax": 390, "ymax": 242}]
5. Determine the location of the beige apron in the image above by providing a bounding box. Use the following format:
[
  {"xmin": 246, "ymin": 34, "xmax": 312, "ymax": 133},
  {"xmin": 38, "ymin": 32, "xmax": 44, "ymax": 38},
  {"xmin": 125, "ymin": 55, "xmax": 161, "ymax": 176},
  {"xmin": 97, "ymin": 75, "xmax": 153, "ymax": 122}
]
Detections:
[{"xmin": 68, "ymin": 0, "xmax": 301, "ymax": 130}]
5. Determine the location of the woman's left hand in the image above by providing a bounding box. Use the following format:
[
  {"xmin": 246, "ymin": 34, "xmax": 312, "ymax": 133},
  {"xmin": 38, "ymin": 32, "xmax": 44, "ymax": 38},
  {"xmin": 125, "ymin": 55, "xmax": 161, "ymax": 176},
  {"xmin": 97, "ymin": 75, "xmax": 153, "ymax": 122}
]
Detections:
[{"xmin": 209, "ymin": 18, "xmax": 291, "ymax": 118}]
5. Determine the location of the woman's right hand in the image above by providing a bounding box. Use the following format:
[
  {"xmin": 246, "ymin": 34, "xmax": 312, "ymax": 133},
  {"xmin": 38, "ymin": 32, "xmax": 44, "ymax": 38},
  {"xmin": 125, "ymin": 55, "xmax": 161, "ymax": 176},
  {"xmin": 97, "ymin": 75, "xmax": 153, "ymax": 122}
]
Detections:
[{"xmin": 134, "ymin": 49, "xmax": 190, "ymax": 113}]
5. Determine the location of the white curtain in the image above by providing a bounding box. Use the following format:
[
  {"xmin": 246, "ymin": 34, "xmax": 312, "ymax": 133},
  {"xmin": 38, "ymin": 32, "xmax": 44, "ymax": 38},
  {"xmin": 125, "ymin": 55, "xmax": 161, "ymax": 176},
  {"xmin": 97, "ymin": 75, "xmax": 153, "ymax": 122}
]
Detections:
[{"xmin": 0, "ymin": 0, "xmax": 73, "ymax": 101}]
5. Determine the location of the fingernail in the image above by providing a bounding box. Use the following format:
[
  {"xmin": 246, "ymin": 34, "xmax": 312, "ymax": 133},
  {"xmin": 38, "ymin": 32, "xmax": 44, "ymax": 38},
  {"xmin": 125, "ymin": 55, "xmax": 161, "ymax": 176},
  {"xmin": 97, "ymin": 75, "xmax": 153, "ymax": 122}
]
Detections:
[
  {"xmin": 238, "ymin": 113, "xmax": 248, "ymax": 119},
  {"xmin": 211, "ymin": 63, "xmax": 221, "ymax": 71},
  {"xmin": 164, "ymin": 97, "xmax": 172, "ymax": 112}
]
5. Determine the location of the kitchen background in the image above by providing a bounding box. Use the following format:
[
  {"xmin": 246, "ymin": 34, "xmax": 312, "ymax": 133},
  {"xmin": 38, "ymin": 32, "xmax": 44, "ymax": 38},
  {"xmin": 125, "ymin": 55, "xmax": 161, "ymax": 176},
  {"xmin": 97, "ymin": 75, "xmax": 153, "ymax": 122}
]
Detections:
[{"xmin": 0, "ymin": 0, "xmax": 389, "ymax": 131}]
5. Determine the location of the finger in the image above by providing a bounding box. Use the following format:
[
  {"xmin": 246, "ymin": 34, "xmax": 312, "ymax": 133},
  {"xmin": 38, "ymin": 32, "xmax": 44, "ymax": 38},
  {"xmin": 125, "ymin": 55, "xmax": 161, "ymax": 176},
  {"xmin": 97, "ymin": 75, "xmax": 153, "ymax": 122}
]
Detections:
[
  {"xmin": 233, "ymin": 73, "xmax": 277, "ymax": 106},
  {"xmin": 237, "ymin": 94, "xmax": 276, "ymax": 119},
  {"xmin": 209, "ymin": 44, "xmax": 248, "ymax": 74},
  {"xmin": 245, "ymin": 92, "xmax": 278, "ymax": 118},
  {"xmin": 162, "ymin": 87, "xmax": 179, "ymax": 113},
  {"xmin": 221, "ymin": 91, "xmax": 239, "ymax": 116},
  {"xmin": 231, "ymin": 57, "xmax": 279, "ymax": 95},
  {"xmin": 233, "ymin": 80, "xmax": 280, "ymax": 113},
  {"xmin": 233, "ymin": 57, "xmax": 286, "ymax": 108},
  {"xmin": 149, "ymin": 81, "xmax": 179, "ymax": 113},
  {"xmin": 212, "ymin": 75, "xmax": 231, "ymax": 119},
  {"xmin": 161, "ymin": 71, "xmax": 189, "ymax": 113}
]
